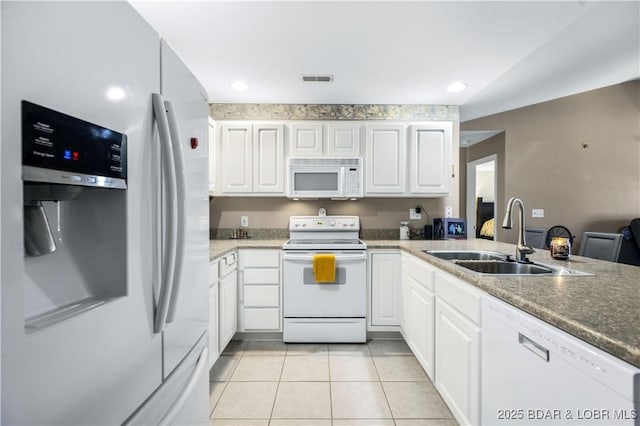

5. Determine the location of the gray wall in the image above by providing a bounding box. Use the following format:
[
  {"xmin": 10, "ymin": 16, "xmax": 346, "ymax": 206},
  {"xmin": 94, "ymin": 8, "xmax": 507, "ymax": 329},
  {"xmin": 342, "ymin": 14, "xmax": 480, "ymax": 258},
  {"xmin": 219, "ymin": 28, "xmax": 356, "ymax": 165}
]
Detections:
[{"xmin": 461, "ymin": 81, "xmax": 640, "ymax": 250}]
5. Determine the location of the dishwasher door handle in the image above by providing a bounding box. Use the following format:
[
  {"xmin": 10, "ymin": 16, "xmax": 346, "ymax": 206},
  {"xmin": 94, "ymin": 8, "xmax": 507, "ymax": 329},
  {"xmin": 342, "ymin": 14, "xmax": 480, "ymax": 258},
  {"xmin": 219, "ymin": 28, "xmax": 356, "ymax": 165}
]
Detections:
[{"xmin": 518, "ymin": 332, "xmax": 550, "ymax": 362}]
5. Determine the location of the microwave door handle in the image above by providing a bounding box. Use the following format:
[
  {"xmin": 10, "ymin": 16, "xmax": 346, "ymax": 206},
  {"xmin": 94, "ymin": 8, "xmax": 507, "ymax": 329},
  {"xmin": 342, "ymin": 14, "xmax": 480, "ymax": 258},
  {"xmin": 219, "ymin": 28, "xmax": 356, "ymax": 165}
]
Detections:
[{"xmin": 339, "ymin": 167, "xmax": 346, "ymax": 197}]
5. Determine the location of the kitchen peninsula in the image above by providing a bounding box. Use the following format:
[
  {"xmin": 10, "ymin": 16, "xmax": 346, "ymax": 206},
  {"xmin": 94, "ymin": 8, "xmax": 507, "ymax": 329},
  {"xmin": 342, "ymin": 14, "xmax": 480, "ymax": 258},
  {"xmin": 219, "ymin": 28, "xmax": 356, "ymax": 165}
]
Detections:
[{"xmin": 209, "ymin": 237, "xmax": 640, "ymax": 369}]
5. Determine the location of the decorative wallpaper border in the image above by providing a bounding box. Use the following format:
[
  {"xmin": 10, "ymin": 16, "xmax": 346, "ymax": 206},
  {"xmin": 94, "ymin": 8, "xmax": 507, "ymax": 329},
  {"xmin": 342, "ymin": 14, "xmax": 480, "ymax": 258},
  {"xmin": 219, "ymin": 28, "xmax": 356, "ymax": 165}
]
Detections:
[{"xmin": 209, "ymin": 103, "xmax": 459, "ymax": 121}]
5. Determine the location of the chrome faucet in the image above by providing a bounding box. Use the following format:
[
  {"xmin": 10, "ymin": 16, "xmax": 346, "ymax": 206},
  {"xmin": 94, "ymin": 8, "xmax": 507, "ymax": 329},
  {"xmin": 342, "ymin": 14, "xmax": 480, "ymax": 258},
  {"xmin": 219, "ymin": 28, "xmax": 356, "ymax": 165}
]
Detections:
[{"xmin": 502, "ymin": 197, "xmax": 534, "ymax": 263}]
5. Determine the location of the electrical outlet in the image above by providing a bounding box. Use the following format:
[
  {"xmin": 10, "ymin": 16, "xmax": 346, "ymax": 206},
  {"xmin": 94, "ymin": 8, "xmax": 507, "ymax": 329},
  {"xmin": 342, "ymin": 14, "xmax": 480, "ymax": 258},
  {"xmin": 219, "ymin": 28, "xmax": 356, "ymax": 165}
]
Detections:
[
  {"xmin": 445, "ymin": 206, "xmax": 453, "ymax": 218},
  {"xmin": 409, "ymin": 208, "xmax": 421, "ymax": 220},
  {"xmin": 240, "ymin": 216, "xmax": 249, "ymax": 227},
  {"xmin": 531, "ymin": 209, "xmax": 544, "ymax": 218}
]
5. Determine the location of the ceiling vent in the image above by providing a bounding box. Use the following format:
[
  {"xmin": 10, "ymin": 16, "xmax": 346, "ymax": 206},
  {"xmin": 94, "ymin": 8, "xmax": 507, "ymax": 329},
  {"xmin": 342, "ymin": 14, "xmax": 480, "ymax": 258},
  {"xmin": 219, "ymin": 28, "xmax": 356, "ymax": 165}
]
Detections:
[{"xmin": 302, "ymin": 75, "xmax": 333, "ymax": 82}]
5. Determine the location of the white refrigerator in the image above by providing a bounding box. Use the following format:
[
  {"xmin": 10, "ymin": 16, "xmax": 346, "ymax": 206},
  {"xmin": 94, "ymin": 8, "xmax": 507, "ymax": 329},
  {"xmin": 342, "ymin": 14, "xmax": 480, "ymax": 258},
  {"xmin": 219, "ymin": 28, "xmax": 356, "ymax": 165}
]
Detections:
[{"xmin": 1, "ymin": 2, "xmax": 210, "ymax": 424}]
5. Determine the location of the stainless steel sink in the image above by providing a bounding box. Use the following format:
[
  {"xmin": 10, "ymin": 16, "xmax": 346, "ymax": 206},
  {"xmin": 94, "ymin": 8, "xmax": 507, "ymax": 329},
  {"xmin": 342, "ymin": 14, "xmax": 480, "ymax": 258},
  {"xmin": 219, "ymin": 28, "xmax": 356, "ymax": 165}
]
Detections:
[
  {"xmin": 424, "ymin": 250, "xmax": 507, "ymax": 261},
  {"xmin": 424, "ymin": 250, "xmax": 593, "ymax": 276},
  {"xmin": 453, "ymin": 260, "xmax": 553, "ymax": 275}
]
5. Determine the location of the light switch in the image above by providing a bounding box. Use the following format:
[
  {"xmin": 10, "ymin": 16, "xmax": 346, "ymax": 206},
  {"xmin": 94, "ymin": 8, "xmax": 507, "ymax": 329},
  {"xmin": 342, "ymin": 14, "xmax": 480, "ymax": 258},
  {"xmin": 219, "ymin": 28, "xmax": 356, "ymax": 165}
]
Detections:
[
  {"xmin": 531, "ymin": 209, "xmax": 544, "ymax": 218},
  {"xmin": 240, "ymin": 216, "xmax": 249, "ymax": 227}
]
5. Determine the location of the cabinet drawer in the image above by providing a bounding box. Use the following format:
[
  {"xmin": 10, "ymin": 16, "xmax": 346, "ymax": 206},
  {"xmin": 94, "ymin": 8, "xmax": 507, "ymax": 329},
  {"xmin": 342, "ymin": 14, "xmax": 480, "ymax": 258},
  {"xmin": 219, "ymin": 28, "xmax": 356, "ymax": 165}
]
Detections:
[
  {"xmin": 209, "ymin": 261, "xmax": 219, "ymax": 287},
  {"xmin": 244, "ymin": 268, "xmax": 280, "ymax": 285},
  {"xmin": 243, "ymin": 308, "xmax": 280, "ymax": 330},
  {"xmin": 240, "ymin": 249, "xmax": 280, "ymax": 268},
  {"xmin": 219, "ymin": 251, "xmax": 238, "ymax": 276},
  {"xmin": 244, "ymin": 285, "xmax": 279, "ymax": 307},
  {"xmin": 435, "ymin": 271, "xmax": 484, "ymax": 325},
  {"xmin": 404, "ymin": 253, "xmax": 435, "ymax": 291}
]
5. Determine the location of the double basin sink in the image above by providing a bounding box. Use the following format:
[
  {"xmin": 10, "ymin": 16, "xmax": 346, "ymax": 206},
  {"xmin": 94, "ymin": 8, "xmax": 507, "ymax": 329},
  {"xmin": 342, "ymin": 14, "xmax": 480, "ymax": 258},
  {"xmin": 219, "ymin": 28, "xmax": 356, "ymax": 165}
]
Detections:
[{"xmin": 424, "ymin": 250, "xmax": 593, "ymax": 276}]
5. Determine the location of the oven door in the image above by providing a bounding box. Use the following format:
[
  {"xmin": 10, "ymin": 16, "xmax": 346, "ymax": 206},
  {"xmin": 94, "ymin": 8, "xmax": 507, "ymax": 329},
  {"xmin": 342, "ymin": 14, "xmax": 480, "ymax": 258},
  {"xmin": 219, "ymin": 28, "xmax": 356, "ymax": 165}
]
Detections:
[
  {"xmin": 282, "ymin": 250, "xmax": 366, "ymax": 317},
  {"xmin": 287, "ymin": 167, "xmax": 345, "ymax": 198}
]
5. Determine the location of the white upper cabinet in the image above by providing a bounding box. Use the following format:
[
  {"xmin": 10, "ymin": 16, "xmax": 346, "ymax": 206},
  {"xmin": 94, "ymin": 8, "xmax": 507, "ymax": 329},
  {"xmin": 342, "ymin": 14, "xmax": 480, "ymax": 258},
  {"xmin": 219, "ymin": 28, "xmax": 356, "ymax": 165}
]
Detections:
[
  {"xmin": 409, "ymin": 122, "xmax": 452, "ymax": 195},
  {"xmin": 220, "ymin": 123, "xmax": 253, "ymax": 193},
  {"xmin": 218, "ymin": 122, "xmax": 285, "ymax": 196},
  {"xmin": 290, "ymin": 123, "xmax": 323, "ymax": 156},
  {"xmin": 364, "ymin": 123, "xmax": 406, "ymax": 194},
  {"xmin": 326, "ymin": 122, "xmax": 361, "ymax": 156},
  {"xmin": 290, "ymin": 122, "xmax": 362, "ymax": 157},
  {"xmin": 253, "ymin": 124, "xmax": 285, "ymax": 193}
]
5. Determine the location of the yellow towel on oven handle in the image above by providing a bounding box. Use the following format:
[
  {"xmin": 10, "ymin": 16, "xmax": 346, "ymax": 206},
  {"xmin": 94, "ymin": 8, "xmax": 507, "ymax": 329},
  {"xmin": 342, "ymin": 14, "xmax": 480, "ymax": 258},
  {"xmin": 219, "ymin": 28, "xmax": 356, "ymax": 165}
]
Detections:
[{"xmin": 313, "ymin": 253, "xmax": 336, "ymax": 283}]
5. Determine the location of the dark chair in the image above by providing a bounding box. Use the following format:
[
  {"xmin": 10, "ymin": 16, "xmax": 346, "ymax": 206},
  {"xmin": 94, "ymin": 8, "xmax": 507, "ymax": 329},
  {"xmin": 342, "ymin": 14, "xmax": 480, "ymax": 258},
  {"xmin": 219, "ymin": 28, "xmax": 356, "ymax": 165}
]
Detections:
[
  {"xmin": 578, "ymin": 232, "xmax": 623, "ymax": 262},
  {"xmin": 524, "ymin": 227, "xmax": 547, "ymax": 249}
]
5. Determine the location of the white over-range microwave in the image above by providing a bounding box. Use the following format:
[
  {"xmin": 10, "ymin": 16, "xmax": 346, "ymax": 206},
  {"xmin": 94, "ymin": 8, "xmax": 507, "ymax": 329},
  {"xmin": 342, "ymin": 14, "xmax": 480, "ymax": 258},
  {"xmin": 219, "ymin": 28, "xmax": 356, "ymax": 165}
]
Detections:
[{"xmin": 287, "ymin": 157, "xmax": 363, "ymax": 199}]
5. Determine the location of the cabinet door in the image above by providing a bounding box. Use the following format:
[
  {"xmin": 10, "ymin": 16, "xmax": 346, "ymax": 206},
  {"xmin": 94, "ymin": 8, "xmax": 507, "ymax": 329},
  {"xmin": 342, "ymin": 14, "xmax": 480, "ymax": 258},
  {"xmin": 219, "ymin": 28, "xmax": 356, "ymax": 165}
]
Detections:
[
  {"xmin": 405, "ymin": 278, "xmax": 435, "ymax": 380},
  {"xmin": 402, "ymin": 254, "xmax": 435, "ymax": 380},
  {"xmin": 327, "ymin": 122, "xmax": 361, "ymax": 156},
  {"xmin": 408, "ymin": 122, "xmax": 452, "ymax": 195},
  {"xmin": 208, "ymin": 283, "xmax": 219, "ymax": 367},
  {"xmin": 208, "ymin": 118, "xmax": 216, "ymax": 195},
  {"xmin": 370, "ymin": 252, "xmax": 402, "ymax": 327},
  {"xmin": 219, "ymin": 270, "xmax": 237, "ymax": 351},
  {"xmin": 290, "ymin": 123, "xmax": 323, "ymax": 156},
  {"xmin": 435, "ymin": 297, "xmax": 480, "ymax": 426},
  {"xmin": 220, "ymin": 123, "xmax": 252, "ymax": 193},
  {"xmin": 253, "ymin": 123, "xmax": 285, "ymax": 193},
  {"xmin": 364, "ymin": 124, "xmax": 406, "ymax": 194}
]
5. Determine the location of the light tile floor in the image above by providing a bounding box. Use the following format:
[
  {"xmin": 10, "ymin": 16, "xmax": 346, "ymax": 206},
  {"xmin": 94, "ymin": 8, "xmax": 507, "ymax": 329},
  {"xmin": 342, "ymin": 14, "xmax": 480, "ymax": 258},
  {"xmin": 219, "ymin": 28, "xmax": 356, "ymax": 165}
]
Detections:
[{"xmin": 209, "ymin": 339, "xmax": 458, "ymax": 426}]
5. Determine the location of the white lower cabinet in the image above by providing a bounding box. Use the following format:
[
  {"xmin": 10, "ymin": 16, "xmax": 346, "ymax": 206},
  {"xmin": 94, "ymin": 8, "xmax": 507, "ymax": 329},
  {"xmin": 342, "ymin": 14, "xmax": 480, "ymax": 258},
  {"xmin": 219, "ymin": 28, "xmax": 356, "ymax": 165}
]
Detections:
[
  {"xmin": 208, "ymin": 261, "xmax": 220, "ymax": 367},
  {"xmin": 401, "ymin": 253, "xmax": 436, "ymax": 380},
  {"xmin": 219, "ymin": 252, "xmax": 238, "ymax": 352},
  {"xmin": 239, "ymin": 249, "xmax": 281, "ymax": 331},
  {"xmin": 369, "ymin": 250, "xmax": 402, "ymax": 329},
  {"xmin": 434, "ymin": 270, "xmax": 483, "ymax": 426}
]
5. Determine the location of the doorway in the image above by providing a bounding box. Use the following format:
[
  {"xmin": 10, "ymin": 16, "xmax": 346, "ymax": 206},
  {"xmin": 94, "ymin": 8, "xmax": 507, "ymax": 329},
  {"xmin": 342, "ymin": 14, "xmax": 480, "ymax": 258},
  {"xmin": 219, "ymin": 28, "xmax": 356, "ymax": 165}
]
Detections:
[{"xmin": 466, "ymin": 155, "xmax": 497, "ymax": 240}]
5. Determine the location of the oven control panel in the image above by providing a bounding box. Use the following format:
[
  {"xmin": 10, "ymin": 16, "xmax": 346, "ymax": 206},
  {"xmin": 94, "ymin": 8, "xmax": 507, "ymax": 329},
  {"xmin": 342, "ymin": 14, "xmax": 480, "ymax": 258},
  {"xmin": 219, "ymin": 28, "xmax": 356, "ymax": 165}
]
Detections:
[{"xmin": 289, "ymin": 215, "xmax": 360, "ymax": 231}]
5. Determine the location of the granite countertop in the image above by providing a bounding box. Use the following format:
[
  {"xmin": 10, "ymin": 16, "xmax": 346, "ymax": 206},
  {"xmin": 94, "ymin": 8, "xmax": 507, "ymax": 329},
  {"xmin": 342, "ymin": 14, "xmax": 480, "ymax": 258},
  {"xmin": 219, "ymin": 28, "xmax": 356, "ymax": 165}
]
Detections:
[{"xmin": 209, "ymin": 238, "xmax": 640, "ymax": 369}]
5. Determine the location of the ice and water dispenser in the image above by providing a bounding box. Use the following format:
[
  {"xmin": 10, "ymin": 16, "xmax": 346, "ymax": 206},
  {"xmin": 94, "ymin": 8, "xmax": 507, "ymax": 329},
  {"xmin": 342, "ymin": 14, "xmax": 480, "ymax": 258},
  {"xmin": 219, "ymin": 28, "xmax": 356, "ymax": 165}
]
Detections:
[{"xmin": 22, "ymin": 101, "xmax": 128, "ymax": 331}]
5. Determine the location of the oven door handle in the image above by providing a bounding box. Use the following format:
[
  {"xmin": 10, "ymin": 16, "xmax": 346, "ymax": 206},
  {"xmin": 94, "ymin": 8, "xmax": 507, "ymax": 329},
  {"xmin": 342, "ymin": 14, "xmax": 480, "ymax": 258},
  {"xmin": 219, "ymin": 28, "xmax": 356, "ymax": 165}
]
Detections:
[{"xmin": 282, "ymin": 252, "xmax": 367, "ymax": 261}]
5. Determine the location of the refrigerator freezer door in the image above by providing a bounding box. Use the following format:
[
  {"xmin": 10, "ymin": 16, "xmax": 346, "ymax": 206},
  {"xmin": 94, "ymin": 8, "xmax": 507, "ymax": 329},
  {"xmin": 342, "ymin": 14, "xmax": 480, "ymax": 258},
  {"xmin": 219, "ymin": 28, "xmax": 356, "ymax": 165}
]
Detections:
[
  {"xmin": 159, "ymin": 40, "xmax": 210, "ymax": 378},
  {"xmin": 1, "ymin": 3, "xmax": 163, "ymax": 424},
  {"xmin": 125, "ymin": 334, "xmax": 210, "ymax": 426}
]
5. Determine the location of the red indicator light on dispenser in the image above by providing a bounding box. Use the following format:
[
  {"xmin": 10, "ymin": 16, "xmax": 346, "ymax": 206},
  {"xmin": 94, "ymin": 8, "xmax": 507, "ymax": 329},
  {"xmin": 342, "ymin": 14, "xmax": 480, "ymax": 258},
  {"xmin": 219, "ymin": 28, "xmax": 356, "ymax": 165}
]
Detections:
[{"xmin": 72, "ymin": 151, "xmax": 79, "ymax": 160}]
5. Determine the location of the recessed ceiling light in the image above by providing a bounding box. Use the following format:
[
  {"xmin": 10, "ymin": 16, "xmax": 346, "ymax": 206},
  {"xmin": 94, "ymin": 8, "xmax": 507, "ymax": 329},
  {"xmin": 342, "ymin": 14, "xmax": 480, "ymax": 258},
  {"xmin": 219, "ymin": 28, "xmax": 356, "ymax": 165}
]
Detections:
[
  {"xmin": 447, "ymin": 81, "xmax": 468, "ymax": 93},
  {"xmin": 230, "ymin": 81, "xmax": 249, "ymax": 91},
  {"xmin": 105, "ymin": 86, "xmax": 126, "ymax": 101}
]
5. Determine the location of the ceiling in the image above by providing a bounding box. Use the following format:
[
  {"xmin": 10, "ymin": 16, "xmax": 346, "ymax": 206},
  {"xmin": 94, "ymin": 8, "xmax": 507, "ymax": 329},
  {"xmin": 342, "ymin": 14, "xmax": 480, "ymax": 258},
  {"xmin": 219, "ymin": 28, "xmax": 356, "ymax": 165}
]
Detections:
[{"xmin": 131, "ymin": 1, "xmax": 639, "ymax": 122}]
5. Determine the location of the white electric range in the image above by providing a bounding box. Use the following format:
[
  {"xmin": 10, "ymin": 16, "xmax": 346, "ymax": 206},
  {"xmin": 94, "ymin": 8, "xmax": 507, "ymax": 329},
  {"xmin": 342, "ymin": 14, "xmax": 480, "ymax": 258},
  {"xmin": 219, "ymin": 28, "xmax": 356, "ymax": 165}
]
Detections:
[{"xmin": 282, "ymin": 215, "xmax": 367, "ymax": 342}]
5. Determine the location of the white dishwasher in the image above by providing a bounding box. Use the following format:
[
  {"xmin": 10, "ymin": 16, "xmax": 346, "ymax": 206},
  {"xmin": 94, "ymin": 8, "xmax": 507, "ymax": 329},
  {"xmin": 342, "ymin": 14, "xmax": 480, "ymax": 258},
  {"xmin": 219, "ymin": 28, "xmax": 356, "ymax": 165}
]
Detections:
[{"xmin": 482, "ymin": 295, "xmax": 639, "ymax": 426}]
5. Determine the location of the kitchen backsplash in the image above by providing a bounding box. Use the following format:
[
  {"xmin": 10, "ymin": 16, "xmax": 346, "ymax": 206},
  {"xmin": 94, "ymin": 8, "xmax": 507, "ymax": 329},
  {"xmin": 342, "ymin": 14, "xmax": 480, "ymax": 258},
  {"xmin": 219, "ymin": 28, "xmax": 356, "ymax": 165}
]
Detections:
[
  {"xmin": 209, "ymin": 103, "xmax": 459, "ymax": 121},
  {"xmin": 210, "ymin": 197, "xmax": 454, "ymax": 239},
  {"xmin": 210, "ymin": 228, "xmax": 413, "ymax": 241}
]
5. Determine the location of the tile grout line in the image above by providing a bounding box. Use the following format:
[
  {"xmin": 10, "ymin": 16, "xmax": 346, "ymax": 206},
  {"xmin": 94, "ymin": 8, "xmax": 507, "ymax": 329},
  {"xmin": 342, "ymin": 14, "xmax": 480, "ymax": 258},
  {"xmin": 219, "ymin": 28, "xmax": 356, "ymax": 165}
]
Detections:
[
  {"xmin": 267, "ymin": 341, "xmax": 287, "ymax": 424},
  {"xmin": 209, "ymin": 342, "xmax": 247, "ymax": 419},
  {"xmin": 327, "ymin": 348, "xmax": 334, "ymax": 425},
  {"xmin": 369, "ymin": 345, "xmax": 397, "ymax": 425}
]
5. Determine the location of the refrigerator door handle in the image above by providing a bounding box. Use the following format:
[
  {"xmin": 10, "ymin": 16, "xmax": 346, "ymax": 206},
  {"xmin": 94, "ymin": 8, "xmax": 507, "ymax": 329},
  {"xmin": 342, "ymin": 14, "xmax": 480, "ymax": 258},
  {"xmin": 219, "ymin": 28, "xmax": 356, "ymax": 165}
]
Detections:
[
  {"xmin": 163, "ymin": 99, "xmax": 187, "ymax": 324},
  {"xmin": 152, "ymin": 93, "xmax": 178, "ymax": 334},
  {"xmin": 158, "ymin": 347, "xmax": 209, "ymax": 426}
]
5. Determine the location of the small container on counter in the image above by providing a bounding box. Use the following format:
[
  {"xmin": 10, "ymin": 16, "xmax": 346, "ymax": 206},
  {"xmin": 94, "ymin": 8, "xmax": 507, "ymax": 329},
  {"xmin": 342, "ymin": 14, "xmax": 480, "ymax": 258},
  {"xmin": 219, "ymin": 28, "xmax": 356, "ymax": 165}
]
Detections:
[
  {"xmin": 550, "ymin": 237, "xmax": 571, "ymax": 259},
  {"xmin": 400, "ymin": 221, "xmax": 410, "ymax": 240}
]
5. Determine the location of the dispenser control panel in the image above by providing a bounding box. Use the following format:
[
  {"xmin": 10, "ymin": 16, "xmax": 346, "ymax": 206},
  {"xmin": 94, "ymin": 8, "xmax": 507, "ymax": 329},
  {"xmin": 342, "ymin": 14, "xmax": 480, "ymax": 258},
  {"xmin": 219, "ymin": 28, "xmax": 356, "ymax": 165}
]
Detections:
[{"xmin": 22, "ymin": 101, "xmax": 127, "ymax": 189}]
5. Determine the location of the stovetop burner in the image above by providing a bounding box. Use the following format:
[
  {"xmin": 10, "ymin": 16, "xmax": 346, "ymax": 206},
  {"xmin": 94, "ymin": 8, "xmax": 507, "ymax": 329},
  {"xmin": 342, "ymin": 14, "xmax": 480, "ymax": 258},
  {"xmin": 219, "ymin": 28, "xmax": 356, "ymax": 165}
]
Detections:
[{"xmin": 283, "ymin": 215, "xmax": 366, "ymax": 251}]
